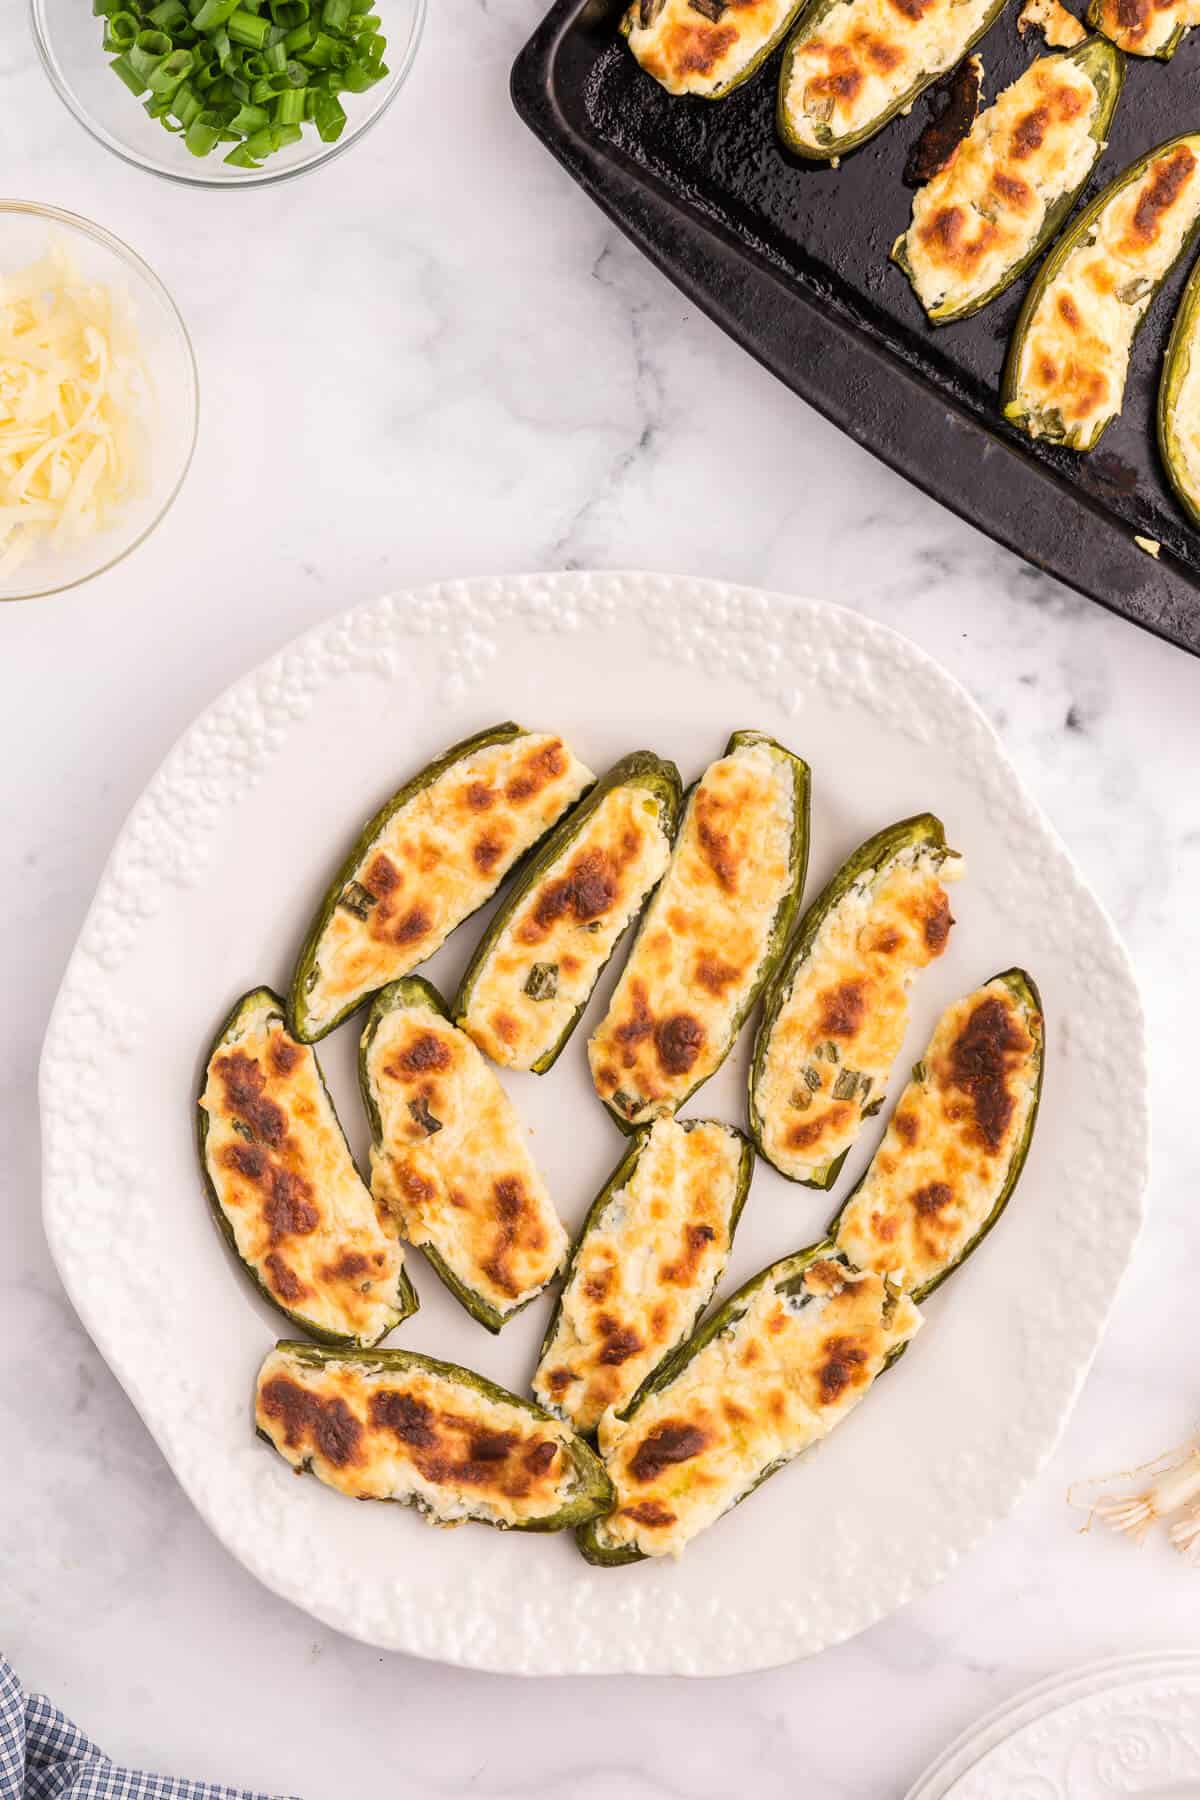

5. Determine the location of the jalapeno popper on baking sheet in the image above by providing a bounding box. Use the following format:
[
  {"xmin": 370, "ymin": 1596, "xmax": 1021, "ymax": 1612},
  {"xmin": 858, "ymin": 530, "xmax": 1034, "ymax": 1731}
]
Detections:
[
  {"xmin": 1089, "ymin": 0, "xmax": 1199, "ymax": 57},
  {"xmin": 1158, "ymin": 254, "xmax": 1200, "ymax": 527},
  {"xmin": 534, "ymin": 1118, "xmax": 754, "ymax": 1436},
  {"xmin": 589, "ymin": 731, "xmax": 810, "ymax": 1131},
  {"xmin": 776, "ymin": 0, "xmax": 1009, "ymax": 162},
  {"xmin": 1003, "ymin": 134, "xmax": 1200, "ymax": 450},
  {"xmin": 580, "ymin": 970, "xmax": 1043, "ymax": 1563},
  {"xmin": 893, "ymin": 39, "xmax": 1124, "ymax": 325},
  {"xmin": 289, "ymin": 724, "xmax": 594, "ymax": 1043},
  {"xmin": 359, "ymin": 978, "xmax": 568, "ymax": 1333},
  {"xmin": 621, "ymin": 0, "xmax": 810, "ymax": 98},
  {"xmin": 749, "ymin": 814, "xmax": 964, "ymax": 1188},
  {"xmin": 198, "ymin": 987, "xmax": 416, "ymax": 1346},
  {"xmin": 454, "ymin": 752, "xmax": 681, "ymax": 1074},
  {"xmin": 256, "ymin": 1341, "xmax": 613, "ymax": 1532}
]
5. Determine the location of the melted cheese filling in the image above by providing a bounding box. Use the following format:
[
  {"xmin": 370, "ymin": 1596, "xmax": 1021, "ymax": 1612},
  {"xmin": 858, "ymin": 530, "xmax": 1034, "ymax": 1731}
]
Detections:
[
  {"xmin": 903, "ymin": 54, "xmax": 1100, "ymax": 316},
  {"xmin": 1094, "ymin": 0, "xmax": 1200, "ymax": 53},
  {"xmin": 1011, "ymin": 140, "xmax": 1200, "ymax": 445},
  {"xmin": 366, "ymin": 999, "xmax": 567, "ymax": 1317},
  {"xmin": 593, "ymin": 1259, "xmax": 920, "ymax": 1557},
  {"xmin": 756, "ymin": 843, "xmax": 963, "ymax": 1182},
  {"xmin": 256, "ymin": 1347, "xmax": 580, "ymax": 1525},
  {"xmin": 460, "ymin": 783, "xmax": 672, "ymax": 1071},
  {"xmin": 624, "ymin": 0, "xmax": 798, "ymax": 97},
  {"xmin": 303, "ymin": 733, "xmax": 593, "ymax": 1037},
  {"xmin": 589, "ymin": 742, "xmax": 795, "ymax": 1126},
  {"xmin": 199, "ymin": 997, "xmax": 406, "ymax": 1341},
  {"xmin": 1169, "ymin": 314, "xmax": 1200, "ymax": 506},
  {"xmin": 780, "ymin": 0, "xmax": 997, "ymax": 152},
  {"xmin": 835, "ymin": 979, "xmax": 1039, "ymax": 1292},
  {"xmin": 534, "ymin": 1119, "xmax": 743, "ymax": 1435}
]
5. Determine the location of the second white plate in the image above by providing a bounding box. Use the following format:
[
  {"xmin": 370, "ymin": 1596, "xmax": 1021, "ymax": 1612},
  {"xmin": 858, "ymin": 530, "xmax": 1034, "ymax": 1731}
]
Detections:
[{"xmin": 39, "ymin": 571, "xmax": 1149, "ymax": 1675}]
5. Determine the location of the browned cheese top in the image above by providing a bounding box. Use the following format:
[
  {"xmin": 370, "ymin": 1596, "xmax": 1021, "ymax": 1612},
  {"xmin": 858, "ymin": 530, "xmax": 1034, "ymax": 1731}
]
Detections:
[
  {"xmin": 533, "ymin": 1118, "xmax": 743, "ymax": 1434},
  {"xmin": 623, "ymin": 0, "xmax": 801, "ymax": 98},
  {"xmin": 256, "ymin": 1345, "xmax": 579, "ymax": 1525},
  {"xmin": 589, "ymin": 740, "xmax": 797, "ymax": 1126},
  {"xmin": 592, "ymin": 1258, "xmax": 920, "ymax": 1557},
  {"xmin": 365, "ymin": 998, "xmax": 567, "ymax": 1317},
  {"xmin": 302, "ymin": 732, "xmax": 593, "ymax": 1036},
  {"xmin": 200, "ymin": 993, "xmax": 406, "ymax": 1340},
  {"xmin": 835, "ymin": 977, "xmax": 1041, "ymax": 1292}
]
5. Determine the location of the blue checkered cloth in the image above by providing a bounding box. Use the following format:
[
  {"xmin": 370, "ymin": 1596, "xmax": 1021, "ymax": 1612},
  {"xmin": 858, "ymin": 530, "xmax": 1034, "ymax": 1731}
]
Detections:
[{"xmin": 0, "ymin": 1657, "xmax": 296, "ymax": 1800}]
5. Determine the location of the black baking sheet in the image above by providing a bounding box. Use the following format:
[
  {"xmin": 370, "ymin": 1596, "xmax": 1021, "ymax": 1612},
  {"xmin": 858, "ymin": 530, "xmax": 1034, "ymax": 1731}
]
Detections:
[{"xmin": 512, "ymin": 0, "xmax": 1200, "ymax": 654}]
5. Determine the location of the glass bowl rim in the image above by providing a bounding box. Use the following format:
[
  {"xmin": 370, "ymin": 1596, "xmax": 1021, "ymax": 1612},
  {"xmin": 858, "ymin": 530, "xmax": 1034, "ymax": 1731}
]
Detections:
[
  {"xmin": 28, "ymin": 0, "xmax": 428, "ymax": 190},
  {"xmin": 0, "ymin": 197, "xmax": 199, "ymax": 603}
]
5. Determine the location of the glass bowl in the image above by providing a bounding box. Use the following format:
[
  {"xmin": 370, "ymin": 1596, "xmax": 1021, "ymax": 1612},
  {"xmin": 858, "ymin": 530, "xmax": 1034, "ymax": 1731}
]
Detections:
[
  {"xmin": 30, "ymin": 0, "xmax": 425, "ymax": 187},
  {"xmin": 0, "ymin": 201, "xmax": 198, "ymax": 602}
]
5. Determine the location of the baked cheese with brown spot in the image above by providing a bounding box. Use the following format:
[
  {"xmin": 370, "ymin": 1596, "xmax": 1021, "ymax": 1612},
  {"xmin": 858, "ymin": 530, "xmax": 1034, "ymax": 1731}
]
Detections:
[
  {"xmin": 459, "ymin": 781, "xmax": 673, "ymax": 1071},
  {"xmin": 534, "ymin": 1119, "xmax": 744, "ymax": 1435},
  {"xmin": 901, "ymin": 52, "xmax": 1101, "ymax": 319},
  {"xmin": 1008, "ymin": 139, "xmax": 1200, "ymax": 447},
  {"xmin": 779, "ymin": 0, "xmax": 998, "ymax": 155},
  {"xmin": 589, "ymin": 740, "xmax": 797, "ymax": 1126},
  {"xmin": 199, "ymin": 991, "xmax": 408, "ymax": 1342},
  {"xmin": 300, "ymin": 733, "xmax": 593, "ymax": 1038},
  {"xmin": 256, "ymin": 1345, "xmax": 581, "ymax": 1526},
  {"xmin": 835, "ymin": 977, "xmax": 1041, "ymax": 1293},
  {"xmin": 591, "ymin": 1257, "xmax": 920, "ymax": 1557},
  {"xmin": 1019, "ymin": 0, "xmax": 1087, "ymax": 44},
  {"xmin": 1092, "ymin": 0, "xmax": 1200, "ymax": 55},
  {"xmin": 364, "ymin": 994, "xmax": 567, "ymax": 1321},
  {"xmin": 623, "ymin": 0, "xmax": 799, "ymax": 98},
  {"xmin": 757, "ymin": 840, "xmax": 963, "ymax": 1182}
]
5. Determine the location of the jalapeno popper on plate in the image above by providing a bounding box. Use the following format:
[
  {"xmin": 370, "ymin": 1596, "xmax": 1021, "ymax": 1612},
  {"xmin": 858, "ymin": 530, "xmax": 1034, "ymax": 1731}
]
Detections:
[
  {"xmin": 589, "ymin": 731, "xmax": 810, "ymax": 1131},
  {"xmin": 577, "ymin": 1248, "xmax": 920, "ymax": 1562},
  {"xmin": 1003, "ymin": 134, "xmax": 1200, "ymax": 450},
  {"xmin": 198, "ymin": 988, "xmax": 416, "ymax": 1346},
  {"xmin": 359, "ymin": 978, "xmax": 568, "ymax": 1333},
  {"xmin": 749, "ymin": 813, "xmax": 964, "ymax": 1188},
  {"xmin": 454, "ymin": 752, "xmax": 681, "ymax": 1074},
  {"xmin": 256, "ymin": 1341, "xmax": 613, "ymax": 1532},
  {"xmin": 621, "ymin": 0, "xmax": 810, "ymax": 98},
  {"xmin": 534, "ymin": 1118, "xmax": 754, "ymax": 1436},
  {"xmin": 893, "ymin": 40, "xmax": 1123, "ymax": 325},
  {"xmin": 289, "ymin": 724, "xmax": 593, "ymax": 1043},
  {"xmin": 832, "ymin": 968, "xmax": 1044, "ymax": 1301},
  {"xmin": 776, "ymin": 0, "xmax": 1009, "ymax": 162}
]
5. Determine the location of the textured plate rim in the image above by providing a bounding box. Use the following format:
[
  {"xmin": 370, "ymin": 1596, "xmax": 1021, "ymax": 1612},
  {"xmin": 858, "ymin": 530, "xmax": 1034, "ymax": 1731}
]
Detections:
[{"xmin": 37, "ymin": 571, "xmax": 1150, "ymax": 1676}]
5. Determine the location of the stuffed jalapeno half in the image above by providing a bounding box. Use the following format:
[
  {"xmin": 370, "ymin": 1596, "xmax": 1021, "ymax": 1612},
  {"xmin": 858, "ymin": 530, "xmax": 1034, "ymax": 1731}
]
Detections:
[
  {"xmin": 288, "ymin": 724, "xmax": 594, "ymax": 1043},
  {"xmin": 359, "ymin": 977, "xmax": 568, "ymax": 1333},
  {"xmin": 1003, "ymin": 134, "xmax": 1200, "ymax": 450},
  {"xmin": 453, "ymin": 752, "xmax": 682, "ymax": 1075},
  {"xmin": 1088, "ymin": 0, "xmax": 1198, "ymax": 58},
  {"xmin": 1158, "ymin": 253, "xmax": 1200, "ymax": 527},
  {"xmin": 831, "ymin": 969, "xmax": 1043, "ymax": 1302},
  {"xmin": 577, "ymin": 1247, "xmax": 920, "ymax": 1563},
  {"xmin": 256, "ymin": 1341, "xmax": 613, "ymax": 1531},
  {"xmin": 589, "ymin": 731, "xmax": 810, "ymax": 1132},
  {"xmin": 749, "ymin": 814, "xmax": 964, "ymax": 1189},
  {"xmin": 893, "ymin": 39, "xmax": 1124, "ymax": 325},
  {"xmin": 621, "ymin": 0, "xmax": 809, "ymax": 100},
  {"xmin": 197, "ymin": 987, "xmax": 416, "ymax": 1346},
  {"xmin": 776, "ymin": 0, "xmax": 1009, "ymax": 162},
  {"xmin": 533, "ymin": 1118, "xmax": 754, "ymax": 1437}
]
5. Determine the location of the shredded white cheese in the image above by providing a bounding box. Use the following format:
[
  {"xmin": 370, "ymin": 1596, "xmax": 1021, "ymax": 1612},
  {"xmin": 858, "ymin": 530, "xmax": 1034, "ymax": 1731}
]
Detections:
[{"xmin": 0, "ymin": 242, "xmax": 147, "ymax": 575}]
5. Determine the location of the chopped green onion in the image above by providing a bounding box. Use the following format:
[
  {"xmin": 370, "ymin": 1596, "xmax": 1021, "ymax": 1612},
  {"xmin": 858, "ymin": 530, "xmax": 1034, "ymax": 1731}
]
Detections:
[
  {"xmin": 321, "ymin": 0, "xmax": 351, "ymax": 28},
  {"xmin": 184, "ymin": 106, "xmax": 224, "ymax": 153},
  {"xmin": 229, "ymin": 99, "xmax": 270, "ymax": 130},
  {"xmin": 149, "ymin": 0, "xmax": 190, "ymax": 26},
  {"xmin": 104, "ymin": 10, "xmax": 140, "ymax": 48},
  {"xmin": 190, "ymin": 0, "xmax": 239, "ymax": 25},
  {"xmin": 298, "ymin": 28, "xmax": 338, "ymax": 61},
  {"xmin": 109, "ymin": 50, "xmax": 148, "ymax": 90},
  {"xmin": 312, "ymin": 89, "xmax": 344, "ymax": 138},
  {"xmin": 148, "ymin": 46, "xmax": 193, "ymax": 89},
  {"xmin": 273, "ymin": 85, "xmax": 306, "ymax": 121},
  {"xmin": 223, "ymin": 142, "xmax": 262, "ymax": 165},
  {"xmin": 227, "ymin": 7, "xmax": 269, "ymax": 45},
  {"xmin": 263, "ymin": 37, "xmax": 287, "ymax": 67}
]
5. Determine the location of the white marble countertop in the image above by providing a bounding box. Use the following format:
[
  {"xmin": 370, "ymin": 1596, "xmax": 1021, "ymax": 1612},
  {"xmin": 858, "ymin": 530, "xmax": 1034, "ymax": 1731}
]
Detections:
[{"xmin": 3, "ymin": 3, "xmax": 1199, "ymax": 1795}]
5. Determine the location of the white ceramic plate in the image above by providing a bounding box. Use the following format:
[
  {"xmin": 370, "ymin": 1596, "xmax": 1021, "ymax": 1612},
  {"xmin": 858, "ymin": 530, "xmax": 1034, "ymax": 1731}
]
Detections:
[
  {"xmin": 941, "ymin": 1660, "xmax": 1200, "ymax": 1799},
  {"xmin": 39, "ymin": 571, "xmax": 1149, "ymax": 1676}
]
